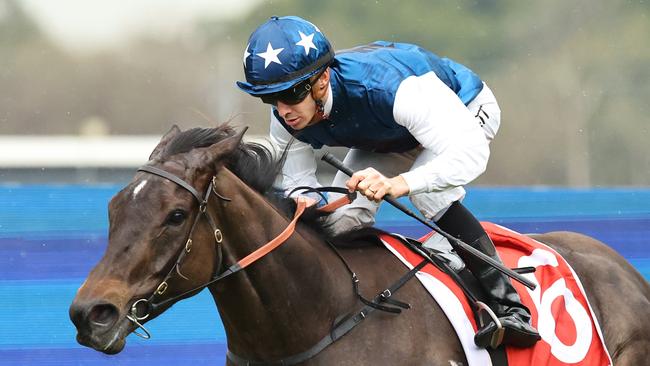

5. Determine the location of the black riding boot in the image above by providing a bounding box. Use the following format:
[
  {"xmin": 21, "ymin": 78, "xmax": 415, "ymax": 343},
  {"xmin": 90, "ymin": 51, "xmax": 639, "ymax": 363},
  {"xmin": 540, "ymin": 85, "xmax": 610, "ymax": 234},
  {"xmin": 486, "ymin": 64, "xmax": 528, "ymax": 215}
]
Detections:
[{"xmin": 436, "ymin": 201, "xmax": 541, "ymax": 349}]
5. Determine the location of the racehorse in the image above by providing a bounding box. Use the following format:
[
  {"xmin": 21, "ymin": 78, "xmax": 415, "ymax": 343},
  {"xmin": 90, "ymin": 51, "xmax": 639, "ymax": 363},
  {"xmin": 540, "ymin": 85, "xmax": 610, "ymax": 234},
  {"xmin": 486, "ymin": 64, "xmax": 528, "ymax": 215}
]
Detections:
[{"xmin": 70, "ymin": 124, "xmax": 650, "ymax": 365}]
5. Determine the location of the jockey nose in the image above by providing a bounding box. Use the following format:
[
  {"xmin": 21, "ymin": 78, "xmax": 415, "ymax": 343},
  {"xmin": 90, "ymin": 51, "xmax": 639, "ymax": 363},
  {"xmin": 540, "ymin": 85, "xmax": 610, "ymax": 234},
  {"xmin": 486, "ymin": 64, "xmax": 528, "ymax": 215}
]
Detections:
[
  {"xmin": 69, "ymin": 300, "xmax": 120, "ymax": 335},
  {"xmin": 276, "ymin": 101, "xmax": 293, "ymax": 117}
]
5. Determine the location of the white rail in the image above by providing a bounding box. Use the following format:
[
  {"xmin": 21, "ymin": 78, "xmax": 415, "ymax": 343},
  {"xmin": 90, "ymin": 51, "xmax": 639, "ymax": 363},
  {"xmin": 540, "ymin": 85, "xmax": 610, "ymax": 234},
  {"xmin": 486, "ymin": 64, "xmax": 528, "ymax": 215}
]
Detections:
[{"xmin": 0, "ymin": 135, "xmax": 270, "ymax": 168}]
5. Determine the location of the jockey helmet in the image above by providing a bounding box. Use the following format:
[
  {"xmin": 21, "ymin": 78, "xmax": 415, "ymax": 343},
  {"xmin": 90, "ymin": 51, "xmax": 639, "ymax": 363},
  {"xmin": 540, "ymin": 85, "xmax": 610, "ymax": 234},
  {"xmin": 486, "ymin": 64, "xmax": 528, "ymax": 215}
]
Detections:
[{"xmin": 236, "ymin": 16, "xmax": 334, "ymax": 97}]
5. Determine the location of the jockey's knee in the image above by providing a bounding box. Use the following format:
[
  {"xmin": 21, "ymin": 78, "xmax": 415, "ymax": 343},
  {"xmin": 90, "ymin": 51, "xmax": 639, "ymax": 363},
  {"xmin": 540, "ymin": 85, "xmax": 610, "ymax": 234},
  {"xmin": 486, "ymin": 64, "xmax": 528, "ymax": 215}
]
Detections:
[
  {"xmin": 321, "ymin": 206, "xmax": 375, "ymax": 236},
  {"xmin": 410, "ymin": 187, "xmax": 466, "ymax": 222}
]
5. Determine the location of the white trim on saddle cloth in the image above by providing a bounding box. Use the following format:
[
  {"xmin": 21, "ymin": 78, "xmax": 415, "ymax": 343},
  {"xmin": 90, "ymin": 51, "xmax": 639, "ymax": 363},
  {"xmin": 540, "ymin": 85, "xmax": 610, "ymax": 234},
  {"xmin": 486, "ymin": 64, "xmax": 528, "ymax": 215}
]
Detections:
[
  {"xmin": 381, "ymin": 236, "xmax": 492, "ymax": 366},
  {"xmin": 379, "ymin": 223, "xmax": 613, "ymax": 366}
]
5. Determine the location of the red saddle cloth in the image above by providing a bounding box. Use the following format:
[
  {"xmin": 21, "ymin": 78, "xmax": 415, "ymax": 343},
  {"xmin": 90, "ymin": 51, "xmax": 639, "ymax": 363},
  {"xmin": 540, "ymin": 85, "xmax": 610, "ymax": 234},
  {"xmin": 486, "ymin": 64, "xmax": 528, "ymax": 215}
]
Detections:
[{"xmin": 379, "ymin": 222, "xmax": 612, "ymax": 366}]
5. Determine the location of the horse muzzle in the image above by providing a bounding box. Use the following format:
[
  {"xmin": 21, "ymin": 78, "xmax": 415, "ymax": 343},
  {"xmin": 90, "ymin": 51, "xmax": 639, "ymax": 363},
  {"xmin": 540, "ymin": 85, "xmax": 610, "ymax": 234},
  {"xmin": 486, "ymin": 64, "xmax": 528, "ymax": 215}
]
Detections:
[{"xmin": 69, "ymin": 299, "xmax": 130, "ymax": 354}]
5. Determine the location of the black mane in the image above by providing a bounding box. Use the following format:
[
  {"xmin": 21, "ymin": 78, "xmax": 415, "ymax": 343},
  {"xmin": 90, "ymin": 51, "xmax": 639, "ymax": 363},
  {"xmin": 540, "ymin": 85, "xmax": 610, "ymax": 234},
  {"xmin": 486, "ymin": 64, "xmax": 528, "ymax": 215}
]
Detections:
[
  {"xmin": 162, "ymin": 124, "xmax": 281, "ymax": 194},
  {"xmin": 162, "ymin": 126, "xmax": 234, "ymax": 159}
]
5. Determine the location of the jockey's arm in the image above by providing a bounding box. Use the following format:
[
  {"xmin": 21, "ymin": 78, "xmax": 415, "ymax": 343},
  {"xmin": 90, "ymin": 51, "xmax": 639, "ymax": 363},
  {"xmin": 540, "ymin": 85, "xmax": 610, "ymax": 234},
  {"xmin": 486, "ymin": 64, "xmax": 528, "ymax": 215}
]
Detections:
[{"xmin": 392, "ymin": 72, "xmax": 490, "ymax": 195}]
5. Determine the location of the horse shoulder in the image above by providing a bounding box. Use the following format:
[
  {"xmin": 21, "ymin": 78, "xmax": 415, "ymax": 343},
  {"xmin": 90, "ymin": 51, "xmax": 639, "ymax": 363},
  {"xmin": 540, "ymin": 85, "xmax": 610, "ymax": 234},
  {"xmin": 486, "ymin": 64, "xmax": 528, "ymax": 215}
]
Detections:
[{"xmin": 322, "ymin": 244, "xmax": 467, "ymax": 365}]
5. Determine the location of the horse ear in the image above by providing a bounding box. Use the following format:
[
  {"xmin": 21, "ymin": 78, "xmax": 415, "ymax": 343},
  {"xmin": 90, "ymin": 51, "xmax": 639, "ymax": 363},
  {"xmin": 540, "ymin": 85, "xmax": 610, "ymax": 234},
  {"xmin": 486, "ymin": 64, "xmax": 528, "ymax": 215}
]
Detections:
[
  {"xmin": 149, "ymin": 125, "xmax": 181, "ymax": 160},
  {"xmin": 202, "ymin": 126, "xmax": 248, "ymax": 164}
]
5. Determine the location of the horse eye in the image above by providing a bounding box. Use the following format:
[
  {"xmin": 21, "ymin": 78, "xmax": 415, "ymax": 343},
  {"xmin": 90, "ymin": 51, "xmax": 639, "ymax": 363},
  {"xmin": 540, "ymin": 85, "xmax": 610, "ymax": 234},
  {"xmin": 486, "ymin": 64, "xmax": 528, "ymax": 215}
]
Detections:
[{"xmin": 165, "ymin": 209, "xmax": 187, "ymax": 226}]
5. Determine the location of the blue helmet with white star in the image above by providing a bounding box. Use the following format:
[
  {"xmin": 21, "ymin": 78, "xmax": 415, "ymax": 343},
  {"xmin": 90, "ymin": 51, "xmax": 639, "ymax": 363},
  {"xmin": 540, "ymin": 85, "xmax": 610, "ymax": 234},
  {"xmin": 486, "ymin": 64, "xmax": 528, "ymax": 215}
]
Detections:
[{"xmin": 236, "ymin": 16, "xmax": 334, "ymax": 96}]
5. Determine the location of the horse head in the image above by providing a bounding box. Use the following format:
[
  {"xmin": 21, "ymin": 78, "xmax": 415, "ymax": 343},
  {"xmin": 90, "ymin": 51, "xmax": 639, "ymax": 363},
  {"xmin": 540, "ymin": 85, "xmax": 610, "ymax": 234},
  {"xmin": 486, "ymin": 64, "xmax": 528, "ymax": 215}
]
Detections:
[
  {"xmin": 70, "ymin": 123, "xmax": 365, "ymax": 363},
  {"xmin": 69, "ymin": 124, "xmax": 250, "ymax": 354}
]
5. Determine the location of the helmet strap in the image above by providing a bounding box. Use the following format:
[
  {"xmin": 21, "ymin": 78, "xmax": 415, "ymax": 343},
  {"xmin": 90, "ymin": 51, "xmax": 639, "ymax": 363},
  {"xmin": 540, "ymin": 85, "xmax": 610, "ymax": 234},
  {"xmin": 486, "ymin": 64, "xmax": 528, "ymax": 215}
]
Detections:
[
  {"xmin": 314, "ymin": 98, "xmax": 325, "ymax": 117},
  {"xmin": 311, "ymin": 68, "xmax": 328, "ymax": 118}
]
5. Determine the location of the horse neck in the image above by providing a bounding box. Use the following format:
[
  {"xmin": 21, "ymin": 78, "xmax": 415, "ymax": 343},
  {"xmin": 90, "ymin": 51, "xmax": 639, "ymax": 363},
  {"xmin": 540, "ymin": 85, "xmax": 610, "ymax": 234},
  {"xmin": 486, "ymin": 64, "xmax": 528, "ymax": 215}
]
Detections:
[{"xmin": 208, "ymin": 169, "xmax": 355, "ymax": 358}]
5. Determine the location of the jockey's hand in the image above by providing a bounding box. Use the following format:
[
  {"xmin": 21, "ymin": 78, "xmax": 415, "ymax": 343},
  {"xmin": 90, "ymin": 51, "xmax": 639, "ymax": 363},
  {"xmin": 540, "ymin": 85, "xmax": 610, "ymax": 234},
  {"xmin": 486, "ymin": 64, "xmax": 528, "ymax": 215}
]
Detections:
[
  {"xmin": 293, "ymin": 195, "xmax": 319, "ymax": 207},
  {"xmin": 346, "ymin": 167, "xmax": 410, "ymax": 203}
]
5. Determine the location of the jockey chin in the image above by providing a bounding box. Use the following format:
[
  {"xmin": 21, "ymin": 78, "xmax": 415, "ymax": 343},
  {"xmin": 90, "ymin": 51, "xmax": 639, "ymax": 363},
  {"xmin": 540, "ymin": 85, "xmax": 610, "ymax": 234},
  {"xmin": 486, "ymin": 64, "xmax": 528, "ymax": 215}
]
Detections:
[{"xmin": 236, "ymin": 15, "xmax": 541, "ymax": 349}]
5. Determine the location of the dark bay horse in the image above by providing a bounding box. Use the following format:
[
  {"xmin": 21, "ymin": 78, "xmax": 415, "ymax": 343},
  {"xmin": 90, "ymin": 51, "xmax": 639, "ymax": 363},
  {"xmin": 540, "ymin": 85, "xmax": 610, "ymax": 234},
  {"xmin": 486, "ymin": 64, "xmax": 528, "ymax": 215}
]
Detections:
[{"xmin": 70, "ymin": 124, "xmax": 650, "ymax": 365}]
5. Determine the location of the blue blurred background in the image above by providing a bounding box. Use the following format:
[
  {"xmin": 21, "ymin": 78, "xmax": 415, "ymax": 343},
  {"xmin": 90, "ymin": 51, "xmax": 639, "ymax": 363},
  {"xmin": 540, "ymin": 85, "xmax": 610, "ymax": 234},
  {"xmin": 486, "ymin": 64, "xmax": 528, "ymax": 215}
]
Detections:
[
  {"xmin": 2, "ymin": 1, "xmax": 649, "ymax": 364},
  {"xmin": 1, "ymin": 186, "xmax": 648, "ymax": 365}
]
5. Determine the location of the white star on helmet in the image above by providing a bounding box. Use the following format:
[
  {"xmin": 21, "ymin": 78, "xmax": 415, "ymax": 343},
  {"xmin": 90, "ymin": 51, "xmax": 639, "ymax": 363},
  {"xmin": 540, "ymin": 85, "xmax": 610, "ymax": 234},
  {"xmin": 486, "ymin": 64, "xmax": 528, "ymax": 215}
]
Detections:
[
  {"xmin": 295, "ymin": 31, "xmax": 317, "ymax": 56},
  {"xmin": 257, "ymin": 42, "xmax": 284, "ymax": 69}
]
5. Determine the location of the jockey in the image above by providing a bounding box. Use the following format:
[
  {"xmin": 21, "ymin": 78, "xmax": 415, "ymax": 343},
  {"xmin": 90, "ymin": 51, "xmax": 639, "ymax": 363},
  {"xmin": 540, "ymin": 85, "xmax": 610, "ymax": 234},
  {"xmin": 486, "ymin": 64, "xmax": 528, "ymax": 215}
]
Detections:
[{"xmin": 236, "ymin": 15, "xmax": 540, "ymax": 349}]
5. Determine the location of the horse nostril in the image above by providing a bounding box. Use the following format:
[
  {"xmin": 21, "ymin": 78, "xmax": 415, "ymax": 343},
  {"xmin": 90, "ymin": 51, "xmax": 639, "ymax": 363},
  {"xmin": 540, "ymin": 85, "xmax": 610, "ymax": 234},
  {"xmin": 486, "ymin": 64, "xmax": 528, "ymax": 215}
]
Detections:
[{"xmin": 88, "ymin": 303, "xmax": 119, "ymax": 328}]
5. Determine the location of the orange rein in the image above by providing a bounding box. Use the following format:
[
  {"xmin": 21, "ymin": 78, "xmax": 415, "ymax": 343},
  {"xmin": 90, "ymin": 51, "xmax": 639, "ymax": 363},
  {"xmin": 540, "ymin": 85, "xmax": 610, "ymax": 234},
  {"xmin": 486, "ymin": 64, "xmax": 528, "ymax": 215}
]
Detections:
[
  {"xmin": 237, "ymin": 199, "xmax": 307, "ymax": 269},
  {"xmin": 236, "ymin": 193, "xmax": 354, "ymax": 269}
]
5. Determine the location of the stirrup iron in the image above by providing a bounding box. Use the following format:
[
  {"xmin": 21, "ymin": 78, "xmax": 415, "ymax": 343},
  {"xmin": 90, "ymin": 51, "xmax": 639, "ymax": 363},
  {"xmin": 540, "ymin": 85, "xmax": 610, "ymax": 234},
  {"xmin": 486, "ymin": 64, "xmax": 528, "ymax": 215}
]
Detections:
[{"xmin": 476, "ymin": 301, "xmax": 504, "ymax": 349}]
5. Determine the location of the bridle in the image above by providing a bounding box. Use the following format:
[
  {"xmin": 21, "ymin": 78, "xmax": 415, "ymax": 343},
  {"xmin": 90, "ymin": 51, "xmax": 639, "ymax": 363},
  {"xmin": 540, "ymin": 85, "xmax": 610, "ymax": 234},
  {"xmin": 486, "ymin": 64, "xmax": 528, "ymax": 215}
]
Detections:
[{"xmin": 126, "ymin": 165, "xmax": 306, "ymax": 339}]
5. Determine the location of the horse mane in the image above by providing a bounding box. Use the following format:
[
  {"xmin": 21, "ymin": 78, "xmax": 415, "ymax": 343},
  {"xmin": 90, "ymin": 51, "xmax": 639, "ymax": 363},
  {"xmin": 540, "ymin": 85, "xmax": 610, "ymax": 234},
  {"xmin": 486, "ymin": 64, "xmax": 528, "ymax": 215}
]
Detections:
[{"xmin": 160, "ymin": 124, "xmax": 279, "ymax": 194}]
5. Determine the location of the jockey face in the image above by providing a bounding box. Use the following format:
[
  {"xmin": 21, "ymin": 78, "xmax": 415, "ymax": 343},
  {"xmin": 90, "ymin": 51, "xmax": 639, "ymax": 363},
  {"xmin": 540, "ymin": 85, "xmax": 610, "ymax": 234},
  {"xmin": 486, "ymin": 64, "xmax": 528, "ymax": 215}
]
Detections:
[
  {"xmin": 266, "ymin": 69, "xmax": 330, "ymax": 130},
  {"xmin": 275, "ymin": 96, "xmax": 318, "ymax": 130}
]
